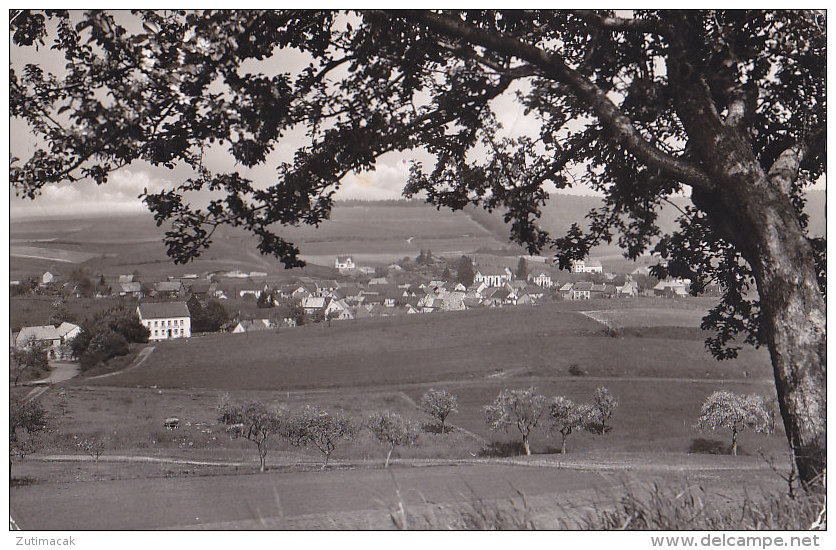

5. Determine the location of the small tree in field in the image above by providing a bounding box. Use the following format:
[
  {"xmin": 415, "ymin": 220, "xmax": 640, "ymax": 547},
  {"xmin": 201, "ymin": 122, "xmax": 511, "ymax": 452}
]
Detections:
[
  {"xmin": 589, "ymin": 386, "xmax": 618, "ymax": 434},
  {"xmin": 421, "ymin": 389, "xmax": 458, "ymax": 433},
  {"xmin": 76, "ymin": 434, "xmax": 108, "ymax": 462},
  {"xmin": 484, "ymin": 387, "xmax": 548, "ymax": 456},
  {"xmin": 11, "ymin": 339, "xmax": 50, "ymax": 386},
  {"xmin": 10, "ymin": 398, "xmax": 48, "ymax": 470},
  {"xmin": 696, "ymin": 391, "xmax": 773, "ymax": 456},
  {"xmin": 285, "ymin": 406, "xmax": 356, "ymax": 470},
  {"xmin": 218, "ymin": 399, "xmax": 283, "ymax": 472},
  {"xmin": 549, "ymin": 397, "xmax": 591, "ymax": 454},
  {"xmin": 366, "ymin": 411, "xmax": 419, "ymax": 468}
]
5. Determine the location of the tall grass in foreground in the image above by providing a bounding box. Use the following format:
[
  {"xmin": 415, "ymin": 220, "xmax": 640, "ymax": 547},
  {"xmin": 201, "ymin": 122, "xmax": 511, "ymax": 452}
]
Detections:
[
  {"xmin": 559, "ymin": 482, "xmax": 826, "ymax": 530},
  {"xmin": 390, "ymin": 481, "xmax": 825, "ymax": 530}
]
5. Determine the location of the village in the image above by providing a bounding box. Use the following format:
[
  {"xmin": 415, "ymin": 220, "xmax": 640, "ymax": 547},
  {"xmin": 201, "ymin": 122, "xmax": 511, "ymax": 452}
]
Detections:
[{"xmin": 10, "ymin": 250, "xmax": 701, "ymax": 365}]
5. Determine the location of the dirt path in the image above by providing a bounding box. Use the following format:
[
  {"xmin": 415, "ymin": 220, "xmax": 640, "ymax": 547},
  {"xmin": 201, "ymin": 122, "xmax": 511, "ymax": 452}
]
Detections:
[
  {"xmin": 87, "ymin": 346, "xmax": 156, "ymax": 380},
  {"xmin": 28, "ymin": 451, "xmax": 771, "ymax": 474}
]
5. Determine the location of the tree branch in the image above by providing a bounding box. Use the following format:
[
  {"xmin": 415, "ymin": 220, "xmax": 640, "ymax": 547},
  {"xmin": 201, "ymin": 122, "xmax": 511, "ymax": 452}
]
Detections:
[
  {"xmin": 572, "ymin": 10, "xmax": 667, "ymax": 35},
  {"xmin": 768, "ymin": 124, "xmax": 825, "ymax": 193},
  {"xmin": 400, "ymin": 10, "xmax": 714, "ymax": 193}
]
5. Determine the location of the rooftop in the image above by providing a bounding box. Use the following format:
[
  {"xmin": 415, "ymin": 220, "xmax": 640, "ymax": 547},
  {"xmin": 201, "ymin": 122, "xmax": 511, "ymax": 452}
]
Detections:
[{"xmin": 137, "ymin": 302, "xmax": 191, "ymax": 319}]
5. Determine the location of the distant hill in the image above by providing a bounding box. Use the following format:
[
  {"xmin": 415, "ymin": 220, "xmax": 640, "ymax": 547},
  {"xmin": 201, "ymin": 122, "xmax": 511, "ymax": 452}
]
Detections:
[{"xmin": 464, "ymin": 189, "xmax": 825, "ymax": 254}]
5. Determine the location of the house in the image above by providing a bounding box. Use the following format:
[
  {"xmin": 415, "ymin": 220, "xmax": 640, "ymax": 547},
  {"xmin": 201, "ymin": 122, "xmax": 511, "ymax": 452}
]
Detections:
[
  {"xmin": 237, "ymin": 282, "xmax": 268, "ymax": 299},
  {"xmin": 325, "ymin": 298, "xmax": 354, "ymax": 320},
  {"xmin": 558, "ymin": 282, "xmax": 575, "ymax": 300},
  {"xmin": 301, "ymin": 296, "xmax": 328, "ymax": 315},
  {"xmin": 653, "ymin": 278, "xmax": 690, "ymax": 297},
  {"xmin": 14, "ymin": 322, "xmax": 81, "ymax": 359},
  {"xmin": 41, "ymin": 271, "xmax": 55, "ymax": 286},
  {"xmin": 137, "ymin": 302, "xmax": 191, "ymax": 341},
  {"xmin": 568, "ymin": 282, "xmax": 615, "ymax": 300},
  {"xmin": 616, "ymin": 278, "xmax": 639, "ymax": 297},
  {"xmin": 473, "ymin": 266, "xmax": 512, "ymax": 287},
  {"xmin": 570, "ymin": 259, "xmax": 603, "ymax": 273},
  {"xmin": 484, "ymin": 287, "xmax": 518, "ymax": 306},
  {"xmin": 529, "ymin": 271, "xmax": 554, "ymax": 288},
  {"xmin": 368, "ymin": 277, "xmax": 389, "ymax": 286},
  {"xmin": 152, "ymin": 281, "xmax": 186, "ymax": 298},
  {"xmin": 113, "ymin": 281, "xmax": 143, "ymax": 298},
  {"xmin": 231, "ymin": 319, "xmax": 273, "ymax": 334},
  {"xmin": 56, "ymin": 322, "xmax": 82, "ymax": 342},
  {"xmin": 118, "ymin": 274, "xmax": 134, "ymax": 284},
  {"xmin": 335, "ymin": 256, "xmax": 355, "ymax": 271},
  {"xmin": 313, "ymin": 280, "xmax": 340, "ymax": 296}
]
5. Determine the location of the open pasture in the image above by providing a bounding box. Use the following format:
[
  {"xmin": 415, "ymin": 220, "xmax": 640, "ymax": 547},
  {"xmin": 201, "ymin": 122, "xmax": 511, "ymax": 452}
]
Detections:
[{"xmin": 85, "ymin": 302, "xmax": 772, "ymax": 392}]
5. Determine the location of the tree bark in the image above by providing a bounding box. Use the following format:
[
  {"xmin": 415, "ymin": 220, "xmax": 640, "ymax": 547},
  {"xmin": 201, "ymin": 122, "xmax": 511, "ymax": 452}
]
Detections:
[
  {"xmin": 560, "ymin": 433, "xmax": 567, "ymax": 454},
  {"xmin": 258, "ymin": 444, "xmax": 267, "ymax": 472},
  {"xmin": 731, "ymin": 427, "xmax": 738, "ymax": 457},
  {"xmin": 686, "ymin": 126, "xmax": 827, "ymax": 488},
  {"xmin": 522, "ymin": 434, "xmax": 531, "ymax": 456},
  {"xmin": 385, "ymin": 446, "xmax": 393, "ymax": 468}
]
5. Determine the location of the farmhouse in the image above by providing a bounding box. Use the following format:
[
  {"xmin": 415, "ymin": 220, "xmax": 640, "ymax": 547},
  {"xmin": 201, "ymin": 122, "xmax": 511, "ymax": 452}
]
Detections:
[
  {"xmin": 237, "ymin": 282, "xmax": 268, "ymax": 299},
  {"xmin": 231, "ymin": 319, "xmax": 273, "ymax": 333},
  {"xmin": 570, "ymin": 259, "xmax": 603, "ymax": 273},
  {"xmin": 14, "ymin": 322, "xmax": 81, "ymax": 359},
  {"xmin": 473, "ymin": 266, "xmax": 512, "ymax": 287},
  {"xmin": 41, "ymin": 271, "xmax": 55, "ymax": 286},
  {"xmin": 335, "ymin": 255, "xmax": 355, "ymax": 271},
  {"xmin": 152, "ymin": 281, "xmax": 185, "ymax": 299},
  {"xmin": 529, "ymin": 271, "xmax": 554, "ymax": 288},
  {"xmin": 137, "ymin": 302, "xmax": 191, "ymax": 341},
  {"xmin": 653, "ymin": 278, "xmax": 690, "ymax": 297},
  {"xmin": 113, "ymin": 281, "xmax": 142, "ymax": 297}
]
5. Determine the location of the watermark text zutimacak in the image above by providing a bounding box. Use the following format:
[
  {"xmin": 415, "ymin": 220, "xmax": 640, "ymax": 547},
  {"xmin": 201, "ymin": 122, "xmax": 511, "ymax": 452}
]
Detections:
[{"xmin": 16, "ymin": 537, "xmax": 76, "ymax": 546}]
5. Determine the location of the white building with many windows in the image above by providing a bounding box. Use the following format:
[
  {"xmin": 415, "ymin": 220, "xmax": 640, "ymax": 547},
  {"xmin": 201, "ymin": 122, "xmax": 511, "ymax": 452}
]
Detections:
[{"xmin": 137, "ymin": 302, "xmax": 191, "ymax": 341}]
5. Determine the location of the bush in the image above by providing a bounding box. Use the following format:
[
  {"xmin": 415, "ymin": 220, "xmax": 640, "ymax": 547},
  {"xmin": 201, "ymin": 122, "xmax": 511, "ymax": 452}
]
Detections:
[{"xmin": 80, "ymin": 330, "xmax": 129, "ymax": 370}]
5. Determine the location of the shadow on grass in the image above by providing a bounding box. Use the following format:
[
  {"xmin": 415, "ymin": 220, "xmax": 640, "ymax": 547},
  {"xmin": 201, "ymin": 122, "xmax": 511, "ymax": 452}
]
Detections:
[
  {"xmin": 688, "ymin": 437, "xmax": 732, "ymax": 455},
  {"xmin": 477, "ymin": 441, "xmax": 527, "ymax": 458},
  {"xmin": 10, "ymin": 476, "xmax": 38, "ymax": 488},
  {"xmin": 420, "ymin": 422, "xmax": 455, "ymax": 435}
]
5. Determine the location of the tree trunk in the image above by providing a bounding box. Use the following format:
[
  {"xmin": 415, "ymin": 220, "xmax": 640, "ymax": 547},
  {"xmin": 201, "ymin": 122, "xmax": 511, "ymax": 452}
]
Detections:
[
  {"xmin": 385, "ymin": 446, "xmax": 394, "ymax": 468},
  {"xmin": 322, "ymin": 452, "xmax": 329, "ymax": 471},
  {"xmin": 686, "ymin": 127, "xmax": 827, "ymax": 488},
  {"xmin": 731, "ymin": 427, "xmax": 738, "ymax": 457},
  {"xmin": 258, "ymin": 444, "xmax": 267, "ymax": 472},
  {"xmin": 560, "ymin": 433, "xmax": 567, "ymax": 454},
  {"xmin": 522, "ymin": 434, "xmax": 531, "ymax": 456}
]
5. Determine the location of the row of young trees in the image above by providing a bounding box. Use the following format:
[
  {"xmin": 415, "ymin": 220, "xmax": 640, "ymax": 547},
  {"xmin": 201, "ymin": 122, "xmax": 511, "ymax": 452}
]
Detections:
[
  {"xmin": 484, "ymin": 386, "xmax": 618, "ymax": 455},
  {"xmin": 217, "ymin": 398, "xmax": 424, "ymax": 472}
]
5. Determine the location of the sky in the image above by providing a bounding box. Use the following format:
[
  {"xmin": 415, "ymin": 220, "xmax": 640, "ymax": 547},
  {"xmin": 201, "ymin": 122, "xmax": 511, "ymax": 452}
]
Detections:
[
  {"xmin": 7, "ymin": 11, "xmax": 551, "ymax": 218},
  {"xmin": 6, "ymin": 9, "xmax": 826, "ymax": 219}
]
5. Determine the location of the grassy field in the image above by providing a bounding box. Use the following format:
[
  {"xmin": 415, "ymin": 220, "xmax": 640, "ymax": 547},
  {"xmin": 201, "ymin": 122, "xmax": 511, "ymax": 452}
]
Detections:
[
  {"xmin": 85, "ymin": 300, "xmax": 771, "ymax": 392},
  {"xmin": 10, "ymin": 459, "xmax": 785, "ymax": 529},
  {"xmin": 12, "ymin": 297, "xmax": 795, "ymax": 530}
]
